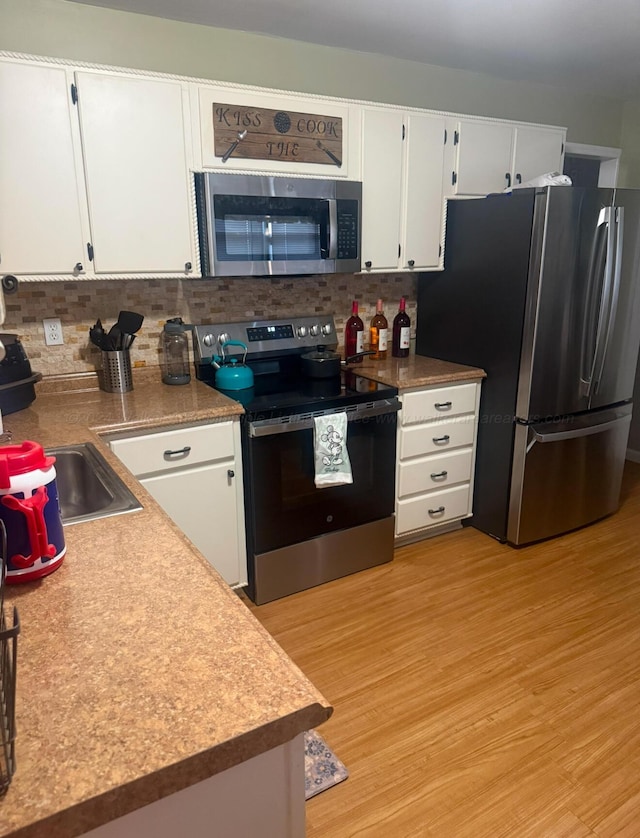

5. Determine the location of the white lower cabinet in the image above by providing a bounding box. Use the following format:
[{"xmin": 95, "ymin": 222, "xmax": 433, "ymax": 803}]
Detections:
[
  {"xmin": 109, "ymin": 420, "xmax": 247, "ymax": 588},
  {"xmin": 396, "ymin": 381, "xmax": 481, "ymax": 541}
]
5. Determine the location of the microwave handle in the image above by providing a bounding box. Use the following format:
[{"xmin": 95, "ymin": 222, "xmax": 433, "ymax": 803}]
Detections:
[{"xmin": 327, "ymin": 199, "xmax": 338, "ymax": 259}]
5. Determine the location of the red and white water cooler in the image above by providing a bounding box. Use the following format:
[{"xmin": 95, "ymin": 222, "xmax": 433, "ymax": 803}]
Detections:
[{"xmin": 0, "ymin": 441, "xmax": 66, "ymax": 584}]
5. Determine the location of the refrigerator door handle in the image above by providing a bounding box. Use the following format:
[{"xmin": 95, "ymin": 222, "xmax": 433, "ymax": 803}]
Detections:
[
  {"xmin": 530, "ymin": 410, "xmax": 631, "ymax": 445},
  {"xmin": 580, "ymin": 207, "xmax": 614, "ymax": 398},
  {"xmin": 593, "ymin": 206, "xmax": 624, "ymax": 394},
  {"xmin": 584, "ymin": 206, "xmax": 615, "ymax": 399}
]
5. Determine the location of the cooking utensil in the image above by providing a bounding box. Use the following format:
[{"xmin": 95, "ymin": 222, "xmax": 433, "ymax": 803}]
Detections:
[
  {"xmin": 116, "ymin": 310, "xmax": 144, "ymax": 336},
  {"xmin": 315, "ymin": 140, "xmax": 342, "ymax": 167},
  {"xmin": 106, "ymin": 323, "xmax": 122, "ymax": 351},
  {"xmin": 221, "ymin": 130, "xmax": 248, "ymax": 163},
  {"xmin": 300, "ymin": 345, "xmax": 375, "ymax": 379},
  {"xmin": 89, "ymin": 320, "xmax": 108, "ymax": 350}
]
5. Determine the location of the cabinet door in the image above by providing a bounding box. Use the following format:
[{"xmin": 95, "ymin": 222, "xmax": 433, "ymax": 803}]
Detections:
[
  {"xmin": 75, "ymin": 72, "xmax": 194, "ymax": 274},
  {"xmin": 512, "ymin": 126, "xmax": 565, "ymax": 186},
  {"xmin": 0, "ymin": 61, "xmax": 87, "ymax": 276},
  {"xmin": 360, "ymin": 108, "xmax": 403, "ymax": 271},
  {"xmin": 452, "ymin": 120, "xmax": 513, "ymax": 196},
  {"xmin": 402, "ymin": 113, "xmax": 446, "ymax": 270},
  {"xmin": 141, "ymin": 462, "xmax": 243, "ymax": 587}
]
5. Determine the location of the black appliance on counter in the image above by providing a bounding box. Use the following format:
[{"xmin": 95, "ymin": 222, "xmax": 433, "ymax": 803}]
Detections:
[
  {"xmin": 193, "ymin": 315, "xmax": 399, "ymax": 604},
  {"xmin": 0, "ymin": 334, "xmax": 41, "ymax": 415}
]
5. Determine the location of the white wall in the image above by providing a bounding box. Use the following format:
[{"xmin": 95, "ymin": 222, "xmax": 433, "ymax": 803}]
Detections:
[{"xmin": 0, "ymin": 0, "xmax": 625, "ymax": 147}]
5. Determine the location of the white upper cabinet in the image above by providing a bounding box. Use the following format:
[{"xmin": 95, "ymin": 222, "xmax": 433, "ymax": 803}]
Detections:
[
  {"xmin": 75, "ymin": 72, "xmax": 195, "ymax": 275},
  {"xmin": 446, "ymin": 118, "xmax": 566, "ymax": 196},
  {"xmin": 402, "ymin": 112, "xmax": 447, "ymax": 270},
  {"xmin": 360, "ymin": 107, "xmax": 446, "ymax": 272},
  {"xmin": 511, "ymin": 125, "xmax": 566, "ymax": 186},
  {"xmin": 360, "ymin": 108, "xmax": 404, "ymax": 271},
  {"xmin": 196, "ymin": 85, "xmax": 358, "ymax": 179},
  {"xmin": 0, "ymin": 61, "xmax": 89, "ymax": 276}
]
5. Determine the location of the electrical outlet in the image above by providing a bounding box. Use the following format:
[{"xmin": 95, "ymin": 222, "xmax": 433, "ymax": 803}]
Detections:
[{"xmin": 43, "ymin": 318, "xmax": 64, "ymax": 346}]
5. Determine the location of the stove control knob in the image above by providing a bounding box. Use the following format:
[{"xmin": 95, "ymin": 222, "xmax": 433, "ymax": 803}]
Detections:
[
  {"xmin": 218, "ymin": 332, "xmax": 230, "ymax": 347},
  {"xmin": 321, "ymin": 323, "xmax": 333, "ymax": 336},
  {"xmin": 202, "ymin": 333, "xmax": 215, "ymax": 348},
  {"xmin": 297, "ymin": 325, "xmax": 308, "ymax": 338},
  {"xmin": 309, "ymin": 324, "xmax": 320, "ymax": 337}
]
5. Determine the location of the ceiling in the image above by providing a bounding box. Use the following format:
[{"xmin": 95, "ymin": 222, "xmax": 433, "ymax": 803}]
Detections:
[{"xmin": 68, "ymin": 0, "xmax": 640, "ymax": 100}]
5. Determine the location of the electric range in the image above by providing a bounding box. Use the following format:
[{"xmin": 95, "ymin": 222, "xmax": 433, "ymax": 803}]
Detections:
[{"xmin": 192, "ymin": 316, "xmax": 399, "ymax": 604}]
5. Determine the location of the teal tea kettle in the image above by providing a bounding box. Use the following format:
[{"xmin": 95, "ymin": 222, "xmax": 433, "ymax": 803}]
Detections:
[{"xmin": 214, "ymin": 340, "xmax": 254, "ymax": 391}]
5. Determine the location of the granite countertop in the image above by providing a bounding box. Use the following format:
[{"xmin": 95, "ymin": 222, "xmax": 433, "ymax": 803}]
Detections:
[
  {"xmin": 0, "ymin": 355, "xmax": 484, "ymax": 836},
  {"xmin": 0, "ymin": 369, "xmax": 329, "ymax": 838},
  {"xmin": 350, "ymin": 353, "xmax": 486, "ymax": 389}
]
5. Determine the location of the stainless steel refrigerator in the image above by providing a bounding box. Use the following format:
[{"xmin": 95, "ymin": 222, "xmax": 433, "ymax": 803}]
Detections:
[{"xmin": 416, "ymin": 186, "xmax": 640, "ymax": 545}]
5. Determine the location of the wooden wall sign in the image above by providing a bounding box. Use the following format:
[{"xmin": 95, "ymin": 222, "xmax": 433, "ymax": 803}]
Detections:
[{"xmin": 212, "ymin": 104, "xmax": 343, "ymax": 167}]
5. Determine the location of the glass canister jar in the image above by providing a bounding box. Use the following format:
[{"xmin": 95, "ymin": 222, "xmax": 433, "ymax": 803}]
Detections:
[{"xmin": 161, "ymin": 318, "xmax": 193, "ymax": 385}]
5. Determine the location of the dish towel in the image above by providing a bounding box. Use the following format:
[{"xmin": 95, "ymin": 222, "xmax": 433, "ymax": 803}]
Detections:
[{"xmin": 313, "ymin": 412, "xmax": 353, "ymax": 488}]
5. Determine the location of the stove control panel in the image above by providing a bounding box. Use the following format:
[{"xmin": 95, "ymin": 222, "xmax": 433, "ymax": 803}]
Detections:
[{"xmin": 193, "ymin": 315, "xmax": 338, "ymax": 363}]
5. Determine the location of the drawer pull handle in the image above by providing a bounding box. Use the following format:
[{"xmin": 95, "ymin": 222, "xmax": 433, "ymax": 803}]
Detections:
[
  {"xmin": 434, "ymin": 401, "xmax": 453, "ymax": 410},
  {"xmin": 430, "ymin": 471, "xmax": 448, "ymax": 480},
  {"xmin": 432, "ymin": 435, "xmax": 450, "ymax": 444},
  {"xmin": 164, "ymin": 446, "xmax": 191, "ymax": 458},
  {"xmin": 428, "ymin": 506, "xmax": 446, "ymax": 515}
]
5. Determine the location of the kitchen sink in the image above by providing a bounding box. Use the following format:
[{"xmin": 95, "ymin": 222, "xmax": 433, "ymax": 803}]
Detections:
[{"xmin": 46, "ymin": 442, "xmax": 142, "ymax": 524}]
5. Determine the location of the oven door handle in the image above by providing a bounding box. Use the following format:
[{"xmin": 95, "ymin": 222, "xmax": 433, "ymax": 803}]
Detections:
[{"xmin": 248, "ymin": 399, "xmax": 400, "ymax": 437}]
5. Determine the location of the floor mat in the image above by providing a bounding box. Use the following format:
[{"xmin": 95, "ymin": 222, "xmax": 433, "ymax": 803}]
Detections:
[{"xmin": 304, "ymin": 729, "xmax": 349, "ymax": 800}]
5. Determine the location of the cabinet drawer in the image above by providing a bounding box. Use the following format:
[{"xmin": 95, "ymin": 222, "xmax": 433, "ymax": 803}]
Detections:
[
  {"xmin": 402, "ymin": 382, "xmax": 478, "ymax": 424},
  {"xmin": 398, "ymin": 448, "xmax": 473, "ymax": 498},
  {"xmin": 109, "ymin": 421, "xmax": 235, "ymax": 476},
  {"xmin": 399, "ymin": 414, "xmax": 476, "ymax": 459},
  {"xmin": 396, "ymin": 484, "xmax": 470, "ymax": 535}
]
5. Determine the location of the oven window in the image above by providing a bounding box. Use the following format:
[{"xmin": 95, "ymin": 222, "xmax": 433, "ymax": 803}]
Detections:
[
  {"xmin": 213, "ymin": 195, "xmax": 329, "ymax": 262},
  {"xmin": 245, "ymin": 413, "xmax": 397, "ymax": 554}
]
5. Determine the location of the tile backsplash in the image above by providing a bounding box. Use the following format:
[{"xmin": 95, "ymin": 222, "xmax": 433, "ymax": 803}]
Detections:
[{"xmin": 4, "ymin": 274, "xmax": 418, "ymax": 377}]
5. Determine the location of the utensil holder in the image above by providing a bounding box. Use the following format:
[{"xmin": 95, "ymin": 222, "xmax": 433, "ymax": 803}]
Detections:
[{"xmin": 100, "ymin": 350, "xmax": 133, "ymax": 393}]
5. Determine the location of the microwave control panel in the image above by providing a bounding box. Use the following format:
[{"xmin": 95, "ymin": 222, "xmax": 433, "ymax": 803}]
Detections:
[{"xmin": 337, "ymin": 200, "xmax": 359, "ymax": 261}]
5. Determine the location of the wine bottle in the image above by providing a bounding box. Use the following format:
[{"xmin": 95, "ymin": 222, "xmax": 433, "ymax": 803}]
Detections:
[
  {"xmin": 392, "ymin": 297, "xmax": 411, "ymax": 358},
  {"xmin": 369, "ymin": 299, "xmax": 389, "ymax": 360},
  {"xmin": 345, "ymin": 300, "xmax": 364, "ymax": 362}
]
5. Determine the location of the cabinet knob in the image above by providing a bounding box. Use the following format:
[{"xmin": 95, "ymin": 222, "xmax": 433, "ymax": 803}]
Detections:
[
  {"xmin": 185, "ymin": 261, "xmax": 192, "ymax": 271},
  {"xmin": 74, "ymin": 262, "xmax": 83, "ymax": 273},
  {"xmin": 408, "ymin": 259, "xmax": 415, "ymax": 268},
  {"xmin": 227, "ymin": 469, "xmax": 235, "ymax": 479},
  {"xmin": 364, "ymin": 260, "xmax": 372, "ymax": 269}
]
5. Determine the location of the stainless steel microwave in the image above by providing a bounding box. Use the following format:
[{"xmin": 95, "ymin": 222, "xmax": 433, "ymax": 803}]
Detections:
[{"xmin": 194, "ymin": 173, "xmax": 361, "ymax": 277}]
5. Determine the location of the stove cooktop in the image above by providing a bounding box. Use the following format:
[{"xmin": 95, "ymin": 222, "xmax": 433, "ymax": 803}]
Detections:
[
  {"xmin": 193, "ymin": 315, "xmax": 398, "ymax": 418},
  {"xmin": 200, "ymin": 365, "xmax": 397, "ymax": 419}
]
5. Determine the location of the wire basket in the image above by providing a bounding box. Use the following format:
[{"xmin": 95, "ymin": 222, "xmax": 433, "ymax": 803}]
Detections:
[{"xmin": 0, "ymin": 520, "xmax": 20, "ymax": 796}]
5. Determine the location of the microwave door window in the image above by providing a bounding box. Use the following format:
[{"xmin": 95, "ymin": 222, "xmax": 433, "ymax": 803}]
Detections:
[{"xmin": 213, "ymin": 196, "xmax": 329, "ymax": 262}]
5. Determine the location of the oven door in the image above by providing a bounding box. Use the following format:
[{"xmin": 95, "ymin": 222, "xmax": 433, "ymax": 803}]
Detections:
[{"xmin": 245, "ymin": 400, "xmax": 399, "ymax": 555}]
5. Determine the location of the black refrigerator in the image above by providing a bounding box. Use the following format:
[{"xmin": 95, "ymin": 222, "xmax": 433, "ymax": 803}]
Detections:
[{"xmin": 416, "ymin": 186, "xmax": 640, "ymax": 545}]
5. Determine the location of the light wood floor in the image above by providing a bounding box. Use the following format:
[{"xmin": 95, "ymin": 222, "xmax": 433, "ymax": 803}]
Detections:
[{"xmin": 246, "ymin": 461, "xmax": 640, "ymax": 837}]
